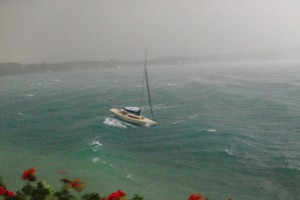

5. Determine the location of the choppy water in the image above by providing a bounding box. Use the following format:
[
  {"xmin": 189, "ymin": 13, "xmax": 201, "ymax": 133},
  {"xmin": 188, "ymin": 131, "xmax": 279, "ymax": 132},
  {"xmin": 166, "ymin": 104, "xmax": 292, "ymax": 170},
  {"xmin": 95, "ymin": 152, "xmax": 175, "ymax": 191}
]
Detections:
[{"xmin": 1, "ymin": 61, "xmax": 300, "ymax": 200}]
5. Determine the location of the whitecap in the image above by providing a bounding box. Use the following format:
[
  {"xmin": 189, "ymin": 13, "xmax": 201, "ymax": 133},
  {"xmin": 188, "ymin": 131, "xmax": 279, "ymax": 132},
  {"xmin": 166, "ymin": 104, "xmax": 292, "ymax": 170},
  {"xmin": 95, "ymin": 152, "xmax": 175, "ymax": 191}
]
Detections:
[
  {"xmin": 145, "ymin": 123, "xmax": 153, "ymax": 127},
  {"xmin": 91, "ymin": 157, "xmax": 100, "ymax": 163},
  {"xmin": 208, "ymin": 129, "xmax": 217, "ymax": 133},
  {"xmin": 18, "ymin": 112, "xmax": 25, "ymax": 116},
  {"xmin": 171, "ymin": 120, "xmax": 185, "ymax": 125},
  {"xmin": 225, "ymin": 149, "xmax": 235, "ymax": 156},
  {"xmin": 123, "ymin": 122, "xmax": 136, "ymax": 128},
  {"xmin": 126, "ymin": 174, "xmax": 136, "ymax": 181},
  {"xmin": 189, "ymin": 114, "xmax": 199, "ymax": 119},
  {"xmin": 126, "ymin": 174, "xmax": 137, "ymax": 182},
  {"xmin": 89, "ymin": 140, "xmax": 103, "ymax": 147},
  {"xmin": 89, "ymin": 138, "xmax": 103, "ymax": 152},
  {"xmin": 26, "ymin": 94, "xmax": 35, "ymax": 97},
  {"xmin": 103, "ymin": 117, "xmax": 128, "ymax": 129}
]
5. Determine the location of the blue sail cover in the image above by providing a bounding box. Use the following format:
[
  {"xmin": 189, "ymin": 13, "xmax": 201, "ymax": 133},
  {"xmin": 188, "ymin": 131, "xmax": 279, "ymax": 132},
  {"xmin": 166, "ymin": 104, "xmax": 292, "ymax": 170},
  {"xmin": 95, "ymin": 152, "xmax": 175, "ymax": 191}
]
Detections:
[{"xmin": 123, "ymin": 107, "xmax": 141, "ymax": 115}]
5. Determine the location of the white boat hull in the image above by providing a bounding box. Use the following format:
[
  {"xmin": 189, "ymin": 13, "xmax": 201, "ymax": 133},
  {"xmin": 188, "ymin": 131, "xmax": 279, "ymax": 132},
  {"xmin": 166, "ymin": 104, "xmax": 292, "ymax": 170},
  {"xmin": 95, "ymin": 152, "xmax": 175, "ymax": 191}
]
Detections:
[{"xmin": 110, "ymin": 108, "xmax": 157, "ymax": 126}]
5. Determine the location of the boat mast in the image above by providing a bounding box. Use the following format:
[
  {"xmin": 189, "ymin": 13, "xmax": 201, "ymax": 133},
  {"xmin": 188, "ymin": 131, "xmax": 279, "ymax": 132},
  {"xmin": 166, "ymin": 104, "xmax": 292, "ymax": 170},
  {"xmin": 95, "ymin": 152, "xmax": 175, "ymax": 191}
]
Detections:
[
  {"xmin": 140, "ymin": 54, "xmax": 146, "ymax": 111},
  {"xmin": 144, "ymin": 50, "xmax": 154, "ymax": 119}
]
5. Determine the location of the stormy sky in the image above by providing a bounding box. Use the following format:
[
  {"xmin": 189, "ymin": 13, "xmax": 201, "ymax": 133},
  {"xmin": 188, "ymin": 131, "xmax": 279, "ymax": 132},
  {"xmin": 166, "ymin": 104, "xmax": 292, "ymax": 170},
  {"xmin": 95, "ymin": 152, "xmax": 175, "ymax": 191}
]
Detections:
[{"xmin": 1, "ymin": 0, "xmax": 300, "ymax": 63}]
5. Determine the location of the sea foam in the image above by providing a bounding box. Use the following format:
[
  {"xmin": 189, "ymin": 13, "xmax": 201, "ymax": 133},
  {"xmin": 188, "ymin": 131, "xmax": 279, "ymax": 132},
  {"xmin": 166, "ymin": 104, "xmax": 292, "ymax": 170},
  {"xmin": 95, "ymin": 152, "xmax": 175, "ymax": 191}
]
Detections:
[{"xmin": 103, "ymin": 117, "xmax": 136, "ymax": 128}]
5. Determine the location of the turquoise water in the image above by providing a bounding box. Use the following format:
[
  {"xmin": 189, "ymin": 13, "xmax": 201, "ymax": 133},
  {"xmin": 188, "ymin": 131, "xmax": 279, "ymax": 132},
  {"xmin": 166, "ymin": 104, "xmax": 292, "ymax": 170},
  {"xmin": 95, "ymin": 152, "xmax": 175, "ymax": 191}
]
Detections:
[{"xmin": 1, "ymin": 62, "xmax": 300, "ymax": 199}]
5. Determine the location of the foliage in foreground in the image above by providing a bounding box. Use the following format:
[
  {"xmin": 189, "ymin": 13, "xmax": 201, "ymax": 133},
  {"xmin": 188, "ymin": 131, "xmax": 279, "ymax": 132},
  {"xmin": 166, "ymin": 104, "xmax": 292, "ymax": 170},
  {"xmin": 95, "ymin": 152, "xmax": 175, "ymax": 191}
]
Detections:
[{"xmin": 0, "ymin": 167, "xmax": 213, "ymax": 200}]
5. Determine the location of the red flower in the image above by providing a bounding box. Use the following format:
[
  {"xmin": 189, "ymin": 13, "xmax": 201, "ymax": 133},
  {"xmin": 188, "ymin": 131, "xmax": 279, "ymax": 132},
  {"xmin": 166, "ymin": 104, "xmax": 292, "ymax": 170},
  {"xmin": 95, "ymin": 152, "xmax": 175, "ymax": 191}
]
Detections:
[
  {"xmin": 22, "ymin": 167, "xmax": 36, "ymax": 181},
  {"xmin": 108, "ymin": 190, "xmax": 126, "ymax": 200},
  {"xmin": 5, "ymin": 190, "xmax": 16, "ymax": 197},
  {"xmin": 0, "ymin": 186, "xmax": 16, "ymax": 197},
  {"xmin": 0, "ymin": 186, "xmax": 5, "ymax": 195},
  {"xmin": 67, "ymin": 178, "xmax": 86, "ymax": 191},
  {"xmin": 188, "ymin": 193, "xmax": 207, "ymax": 200}
]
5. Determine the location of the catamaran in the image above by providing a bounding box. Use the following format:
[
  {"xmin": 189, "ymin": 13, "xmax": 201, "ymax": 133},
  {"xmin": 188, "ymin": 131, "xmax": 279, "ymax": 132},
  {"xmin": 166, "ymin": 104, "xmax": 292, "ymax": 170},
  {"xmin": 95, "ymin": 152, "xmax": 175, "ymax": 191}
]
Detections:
[{"xmin": 110, "ymin": 51, "xmax": 157, "ymax": 126}]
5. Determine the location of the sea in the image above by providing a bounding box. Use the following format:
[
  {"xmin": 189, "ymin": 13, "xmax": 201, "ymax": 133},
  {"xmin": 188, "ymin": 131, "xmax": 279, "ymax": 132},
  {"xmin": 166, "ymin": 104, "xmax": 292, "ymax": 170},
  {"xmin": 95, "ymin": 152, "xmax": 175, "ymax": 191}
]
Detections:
[{"xmin": 1, "ymin": 61, "xmax": 300, "ymax": 200}]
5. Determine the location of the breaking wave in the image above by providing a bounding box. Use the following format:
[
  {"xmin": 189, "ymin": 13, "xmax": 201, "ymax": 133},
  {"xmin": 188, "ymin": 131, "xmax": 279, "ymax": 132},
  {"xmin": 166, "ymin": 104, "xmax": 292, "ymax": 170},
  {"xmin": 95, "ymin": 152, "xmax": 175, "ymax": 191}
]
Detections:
[
  {"xmin": 89, "ymin": 137, "xmax": 103, "ymax": 152},
  {"xmin": 103, "ymin": 117, "xmax": 136, "ymax": 129}
]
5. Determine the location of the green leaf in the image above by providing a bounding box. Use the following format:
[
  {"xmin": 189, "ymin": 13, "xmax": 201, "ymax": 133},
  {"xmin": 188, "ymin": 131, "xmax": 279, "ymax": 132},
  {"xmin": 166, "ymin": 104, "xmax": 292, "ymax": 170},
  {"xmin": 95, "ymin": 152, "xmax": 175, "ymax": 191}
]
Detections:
[
  {"xmin": 21, "ymin": 183, "xmax": 35, "ymax": 196},
  {"xmin": 81, "ymin": 193, "xmax": 100, "ymax": 200},
  {"xmin": 130, "ymin": 194, "xmax": 144, "ymax": 200}
]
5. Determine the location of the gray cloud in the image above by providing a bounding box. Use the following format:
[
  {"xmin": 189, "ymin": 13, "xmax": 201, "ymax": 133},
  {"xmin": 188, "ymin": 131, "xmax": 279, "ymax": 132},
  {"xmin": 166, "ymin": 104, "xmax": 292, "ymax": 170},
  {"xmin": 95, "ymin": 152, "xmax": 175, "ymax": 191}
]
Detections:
[{"xmin": 1, "ymin": 0, "xmax": 300, "ymax": 63}]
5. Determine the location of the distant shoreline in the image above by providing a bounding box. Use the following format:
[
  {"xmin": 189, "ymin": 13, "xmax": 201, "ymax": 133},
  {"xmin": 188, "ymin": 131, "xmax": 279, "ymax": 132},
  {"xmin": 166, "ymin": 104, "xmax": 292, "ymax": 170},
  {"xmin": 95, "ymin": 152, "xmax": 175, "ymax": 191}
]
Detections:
[
  {"xmin": 0, "ymin": 60, "xmax": 141, "ymax": 77},
  {"xmin": 1, "ymin": 52, "xmax": 300, "ymax": 77}
]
